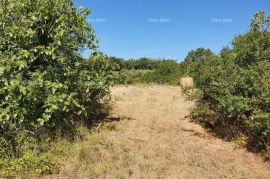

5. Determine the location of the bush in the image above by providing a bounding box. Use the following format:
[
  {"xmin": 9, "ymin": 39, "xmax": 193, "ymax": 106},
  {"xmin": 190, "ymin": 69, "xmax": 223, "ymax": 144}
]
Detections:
[
  {"xmin": 142, "ymin": 61, "xmax": 184, "ymax": 85},
  {"xmin": 190, "ymin": 58, "xmax": 270, "ymax": 149},
  {"xmin": 0, "ymin": 151, "xmax": 59, "ymax": 178},
  {"xmin": 117, "ymin": 69, "xmax": 151, "ymax": 85},
  {"xmin": 233, "ymin": 11, "xmax": 270, "ymax": 66},
  {"xmin": 187, "ymin": 12, "xmax": 270, "ymax": 152},
  {"xmin": 0, "ymin": 0, "xmax": 118, "ymax": 157}
]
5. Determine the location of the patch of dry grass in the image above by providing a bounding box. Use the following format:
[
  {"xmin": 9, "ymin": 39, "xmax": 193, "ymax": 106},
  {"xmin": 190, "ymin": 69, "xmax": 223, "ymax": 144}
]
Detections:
[{"xmin": 45, "ymin": 85, "xmax": 270, "ymax": 179}]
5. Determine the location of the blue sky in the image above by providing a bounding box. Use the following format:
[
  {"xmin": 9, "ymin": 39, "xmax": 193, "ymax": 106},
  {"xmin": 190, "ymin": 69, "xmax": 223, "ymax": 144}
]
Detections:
[{"xmin": 75, "ymin": 0, "xmax": 270, "ymax": 61}]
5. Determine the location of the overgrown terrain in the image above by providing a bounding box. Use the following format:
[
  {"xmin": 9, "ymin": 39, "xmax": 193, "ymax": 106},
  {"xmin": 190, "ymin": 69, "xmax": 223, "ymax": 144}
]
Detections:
[
  {"xmin": 38, "ymin": 86, "xmax": 270, "ymax": 178},
  {"xmin": 185, "ymin": 12, "xmax": 270, "ymax": 158},
  {"xmin": 112, "ymin": 11, "xmax": 270, "ymax": 158},
  {"xmin": 0, "ymin": 0, "xmax": 118, "ymax": 177},
  {"xmin": 111, "ymin": 57, "xmax": 185, "ymax": 85},
  {"xmin": 0, "ymin": 0, "xmax": 270, "ymax": 178}
]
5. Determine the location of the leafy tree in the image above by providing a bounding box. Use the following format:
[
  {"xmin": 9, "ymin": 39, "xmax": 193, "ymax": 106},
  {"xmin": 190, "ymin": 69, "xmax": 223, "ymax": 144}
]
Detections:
[
  {"xmin": 109, "ymin": 57, "xmax": 126, "ymax": 70},
  {"xmin": 0, "ymin": 0, "xmax": 118, "ymax": 156},
  {"xmin": 134, "ymin": 58, "xmax": 158, "ymax": 70},
  {"xmin": 219, "ymin": 46, "xmax": 235, "ymax": 59},
  {"xmin": 251, "ymin": 11, "xmax": 270, "ymax": 32},
  {"xmin": 233, "ymin": 11, "xmax": 270, "ymax": 66},
  {"xmin": 184, "ymin": 48, "xmax": 216, "ymax": 62}
]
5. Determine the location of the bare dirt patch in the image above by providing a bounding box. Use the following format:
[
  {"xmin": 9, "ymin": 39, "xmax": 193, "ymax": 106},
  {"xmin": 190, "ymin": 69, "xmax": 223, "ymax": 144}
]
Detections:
[{"xmin": 48, "ymin": 85, "xmax": 270, "ymax": 179}]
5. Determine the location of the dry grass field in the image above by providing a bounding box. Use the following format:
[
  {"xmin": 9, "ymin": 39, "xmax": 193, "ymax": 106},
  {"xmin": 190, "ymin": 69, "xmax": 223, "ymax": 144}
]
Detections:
[{"xmin": 46, "ymin": 85, "xmax": 270, "ymax": 179}]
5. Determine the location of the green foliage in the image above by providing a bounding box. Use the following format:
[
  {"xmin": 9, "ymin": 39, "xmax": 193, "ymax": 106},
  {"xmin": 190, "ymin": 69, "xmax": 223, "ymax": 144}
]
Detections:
[
  {"xmin": 190, "ymin": 56, "xmax": 270, "ymax": 149},
  {"xmin": 233, "ymin": 11, "xmax": 270, "ymax": 66},
  {"xmin": 110, "ymin": 57, "xmax": 184, "ymax": 85},
  {"xmin": 233, "ymin": 32, "xmax": 270, "ymax": 66},
  {"xmin": 264, "ymin": 146, "xmax": 270, "ymax": 161},
  {"xmin": 0, "ymin": 151, "xmax": 59, "ymax": 178},
  {"xmin": 187, "ymin": 12, "xmax": 270, "ymax": 152},
  {"xmin": 219, "ymin": 46, "xmax": 235, "ymax": 60},
  {"xmin": 142, "ymin": 61, "xmax": 184, "ymax": 85},
  {"xmin": 119, "ymin": 70, "xmax": 151, "ymax": 84},
  {"xmin": 109, "ymin": 57, "xmax": 176, "ymax": 71},
  {"xmin": 182, "ymin": 48, "xmax": 218, "ymax": 77},
  {"xmin": 0, "ymin": 0, "xmax": 118, "ymax": 158},
  {"xmin": 130, "ymin": 57, "xmax": 160, "ymax": 70},
  {"xmin": 251, "ymin": 11, "xmax": 270, "ymax": 32},
  {"xmin": 184, "ymin": 48, "xmax": 216, "ymax": 62}
]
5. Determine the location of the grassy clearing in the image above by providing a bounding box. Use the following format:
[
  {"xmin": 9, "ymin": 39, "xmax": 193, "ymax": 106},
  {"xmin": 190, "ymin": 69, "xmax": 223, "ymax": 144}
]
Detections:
[
  {"xmin": 2, "ymin": 85, "xmax": 270, "ymax": 178},
  {"xmin": 45, "ymin": 86, "xmax": 270, "ymax": 178}
]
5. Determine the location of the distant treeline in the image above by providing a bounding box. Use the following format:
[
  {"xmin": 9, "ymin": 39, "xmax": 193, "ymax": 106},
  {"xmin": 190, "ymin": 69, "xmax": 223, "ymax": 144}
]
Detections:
[
  {"xmin": 109, "ymin": 12, "xmax": 270, "ymax": 160},
  {"xmin": 109, "ymin": 57, "xmax": 187, "ymax": 85},
  {"xmin": 109, "ymin": 57, "xmax": 180, "ymax": 70}
]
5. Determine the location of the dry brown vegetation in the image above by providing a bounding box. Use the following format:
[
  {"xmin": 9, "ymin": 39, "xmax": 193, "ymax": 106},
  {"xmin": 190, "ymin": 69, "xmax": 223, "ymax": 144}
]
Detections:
[{"xmin": 46, "ymin": 85, "xmax": 270, "ymax": 179}]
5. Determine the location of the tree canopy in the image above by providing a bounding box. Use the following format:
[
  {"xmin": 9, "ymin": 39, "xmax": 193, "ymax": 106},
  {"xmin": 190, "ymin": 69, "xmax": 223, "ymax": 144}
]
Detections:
[{"xmin": 184, "ymin": 48, "xmax": 216, "ymax": 62}]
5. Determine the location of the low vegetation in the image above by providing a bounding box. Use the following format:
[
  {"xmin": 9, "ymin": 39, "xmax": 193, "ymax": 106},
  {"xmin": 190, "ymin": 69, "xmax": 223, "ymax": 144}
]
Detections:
[
  {"xmin": 111, "ymin": 57, "xmax": 186, "ymax": 85},
  {"xmin": 186, "ymin": 11, "xmax": 270, "ymax": 158},
  {"xmin": 112, "ymin": 11, "xmax": 270, "ymax": 159},
  {"xmin": 0, "ymin": 0, "xmax": 269, "ymax": 177},
  {"xmin": 0, "ymin": 0, "xmax": 118, "ymax": 177}
]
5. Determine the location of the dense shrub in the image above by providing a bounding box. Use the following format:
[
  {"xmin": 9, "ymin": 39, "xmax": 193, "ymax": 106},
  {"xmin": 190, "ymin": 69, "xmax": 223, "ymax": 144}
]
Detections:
[
  {"xmin": 191, "ymin": 59, "xmax": 270, "ymax": 149},
  {"xmin": 111, "ymin": 57, "xmax": 185, "ymax": 85},
  {"xmin": 188, "ymin": 12, "xmax": 270, "ymax": 152},
  {"xmin": 0, "ymin": 0, "xmax": 118, "ymax": 157},
  {"xmin": 233, "ymin": 32, "xmax": 270, "ymax": 66},
  {"xmin": 120, "ymin": 70, "xmax": 151, "ymax": 84},
  {"xmin": 142, "ymin": 61, "xmax": 184, "ymax": 85}
]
